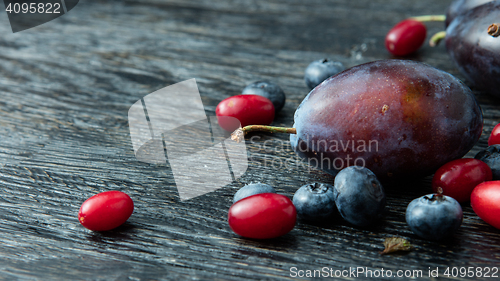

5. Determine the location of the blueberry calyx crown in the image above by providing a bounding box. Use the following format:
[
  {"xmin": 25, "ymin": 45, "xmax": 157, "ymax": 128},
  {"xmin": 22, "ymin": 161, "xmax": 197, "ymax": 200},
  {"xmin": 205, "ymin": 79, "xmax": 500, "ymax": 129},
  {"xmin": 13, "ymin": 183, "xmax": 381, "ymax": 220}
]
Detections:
[
  {"xmin": 423, "ymin": 187, "xmax": 445, "ymax": 202},
  {"xmin": 307, "ymin": 182, "xmax": 329, "ymax": 193}
]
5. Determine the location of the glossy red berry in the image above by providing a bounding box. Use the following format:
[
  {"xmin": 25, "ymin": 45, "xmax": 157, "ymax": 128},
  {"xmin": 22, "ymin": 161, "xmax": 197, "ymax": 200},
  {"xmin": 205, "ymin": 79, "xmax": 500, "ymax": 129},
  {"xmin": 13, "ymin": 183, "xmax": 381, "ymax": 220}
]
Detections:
[
  {"xmin": 385, "ymin": 19, "xmax": 427, "ymax": 56},
  {"xmin": 471, "ymin": 181, "xmax": 500, "ymax": 229},
  {"xmin": 216, "ymin": 95, "xmax": 275, "ymax": 132},
  {"xmin": 78, "ymin": 191, "xmax": 134, "ymax": 231},
  {"xmin": 228, "ymin": 193, "xmax": 296, "ymax": 239},
  {"xmin": 432, "ymin": 158, "xmax": 492, "ymax": 203},
  {"xmin": 488, "ymin": 123, "xmax": 500, "ymax": 146}
]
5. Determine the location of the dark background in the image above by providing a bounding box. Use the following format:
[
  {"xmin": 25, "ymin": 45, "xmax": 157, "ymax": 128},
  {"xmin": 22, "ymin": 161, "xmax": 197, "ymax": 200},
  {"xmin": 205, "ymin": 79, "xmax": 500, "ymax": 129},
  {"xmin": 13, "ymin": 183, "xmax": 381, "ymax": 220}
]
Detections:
[{"xmin": 0, "ymin": 0, "xmax": 499, "ymax": 280}]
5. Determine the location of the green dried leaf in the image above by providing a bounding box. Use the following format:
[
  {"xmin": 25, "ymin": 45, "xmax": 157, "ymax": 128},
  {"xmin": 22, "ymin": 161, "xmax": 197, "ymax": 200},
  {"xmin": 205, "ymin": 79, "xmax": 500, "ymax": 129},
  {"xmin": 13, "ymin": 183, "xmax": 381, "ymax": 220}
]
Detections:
[{"xmin": 380, "ymin": 237, "xmax": 411, "ymax": 255}]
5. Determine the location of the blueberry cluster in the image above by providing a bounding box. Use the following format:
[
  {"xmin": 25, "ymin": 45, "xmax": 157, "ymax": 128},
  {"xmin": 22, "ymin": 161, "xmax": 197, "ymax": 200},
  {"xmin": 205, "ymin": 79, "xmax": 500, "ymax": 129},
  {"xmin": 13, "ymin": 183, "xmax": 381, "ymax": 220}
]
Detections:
[
  {"xmin": 292, "ymin": 166, "xmax": 387, "ymax": 228},
  {"xmin": 234, "ymin": 166, "xmax": 387, "ymax": 228},
  {"xmin": 233, "ymin": 163, "xmax": 466, "ymax": 241}
]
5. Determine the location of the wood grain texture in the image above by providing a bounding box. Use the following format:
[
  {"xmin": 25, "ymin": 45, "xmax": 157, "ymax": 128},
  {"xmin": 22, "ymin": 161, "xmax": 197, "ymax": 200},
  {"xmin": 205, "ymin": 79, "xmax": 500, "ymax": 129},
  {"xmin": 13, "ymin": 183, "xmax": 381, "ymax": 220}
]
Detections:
[{"xmin": 0, "ymin": 0, "xmax": 499, "ymax": 280}]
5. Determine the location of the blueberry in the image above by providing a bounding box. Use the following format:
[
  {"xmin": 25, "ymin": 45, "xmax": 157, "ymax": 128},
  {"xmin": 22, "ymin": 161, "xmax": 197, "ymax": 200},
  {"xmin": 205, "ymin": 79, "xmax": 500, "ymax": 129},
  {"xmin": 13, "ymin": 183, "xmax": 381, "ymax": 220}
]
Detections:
[
  {"xmin": 233, "ymin": 182, "xmax": 276, "ymax": 204},
  {"xmin": 333, "ymin": 166, "xmax": 386, "ymax": 227},
  {"xmin": 292, "ymin": 183, "xmax": 336, "ymax": 221},
  {"xmin": 304, "ymin": 59, "xmax": 345, "ymax": 90},
  {"xmin": 242, "ymin": 81, "xmax": 286, "ymax": 113},
  {"xmin": 406, "ymin": 193, "xmax": 463, "ymax": 241},
  {"xmin": 475, "ymin": 145, "xmax": 500, "ymax": 180}
]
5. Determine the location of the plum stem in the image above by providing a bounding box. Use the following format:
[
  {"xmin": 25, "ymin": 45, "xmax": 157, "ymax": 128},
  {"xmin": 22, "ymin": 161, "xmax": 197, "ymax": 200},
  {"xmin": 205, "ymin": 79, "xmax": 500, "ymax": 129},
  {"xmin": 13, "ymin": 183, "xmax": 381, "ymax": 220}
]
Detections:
[
  {"xmin": 488, "ymin": 23, "xmax": 500, "ymax": 37},
  {"xmin": 231, "ymin": 125, "xmax": 296, "ymax": 142},
  {"xmin": 410, "ymin": 15, "xmax": 446, "ymax": 22},
  {"xmin": 429, "ymin": 31, "xmax": 446, "ymax": 47}
]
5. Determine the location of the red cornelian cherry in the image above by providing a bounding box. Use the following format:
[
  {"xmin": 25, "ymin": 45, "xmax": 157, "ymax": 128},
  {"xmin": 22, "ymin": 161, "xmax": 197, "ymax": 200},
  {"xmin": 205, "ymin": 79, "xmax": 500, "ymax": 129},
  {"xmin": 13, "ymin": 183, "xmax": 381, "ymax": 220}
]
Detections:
[
  {"xmin": 78, "ymin": 191, "xmax": 134, "ymax": 231},
  {"xmin": 488, "ymin": 123, "xmax": 500, "ymax": 146},
  {"xmin": 386, "ymin": 19, "xmax": 427, "ymax": 56},
  {"xmin": 228, "ymin": 193, "xmax": 296, "ymax": 239},
  {"xmin": 471, "ymin": 181, "xmax": 500, "ymax": 229},
  {"xmin": 216, "ymin": 95, "xmax": 275, "ymax": 132},
  {"xmin": 432, "ymin": 158, "xmax": 492, "ymax": 203}
]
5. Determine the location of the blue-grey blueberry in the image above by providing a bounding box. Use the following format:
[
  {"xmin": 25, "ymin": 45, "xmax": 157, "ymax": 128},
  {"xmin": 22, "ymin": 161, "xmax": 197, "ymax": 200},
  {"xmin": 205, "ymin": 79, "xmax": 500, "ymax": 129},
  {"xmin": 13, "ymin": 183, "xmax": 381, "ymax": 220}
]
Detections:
[
  {"xmin": 233, "ymin": 182, "xmax": 276, "ymax": 204},
  {"xmin": 333, "ymin": 166, "xmax": 385, "ymax": 227},
  {"xmin": 304, "ymin": 59, "xmax": 345, "ymax": 90},
  {"xmin": 242, "ymin": 81, "xmax": 286, "ymax": 113},
  {"xmin": 293, "ymin": 183, "xmax": 336, "ymax": 221},
  {"xmin": 475, "ymin": 145, "xmax": 500, "ymax": 180},
  {"xmin": 406, "ymin": 193, "xmax": 463, "ymax": 241}
]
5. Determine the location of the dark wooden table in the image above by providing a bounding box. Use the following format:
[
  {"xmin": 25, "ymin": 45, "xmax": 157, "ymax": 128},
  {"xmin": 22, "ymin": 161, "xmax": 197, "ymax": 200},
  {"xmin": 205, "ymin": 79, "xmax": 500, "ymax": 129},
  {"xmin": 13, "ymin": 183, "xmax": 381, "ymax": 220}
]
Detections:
[{"xmin": 1, "ymin": 0, "xmax": 499, "ymax": 280}]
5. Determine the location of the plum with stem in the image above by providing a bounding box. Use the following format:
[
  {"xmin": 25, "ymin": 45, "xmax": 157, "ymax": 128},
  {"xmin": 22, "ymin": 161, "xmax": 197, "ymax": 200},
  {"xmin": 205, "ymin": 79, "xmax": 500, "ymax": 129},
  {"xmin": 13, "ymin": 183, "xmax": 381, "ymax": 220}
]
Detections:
[
  {"xmin": 445, "ymin": 1, "xmax": 500, "ymax": 98},
  {"xmin": 232, "ymin": 60, "xmax": 483, "ymax": 179}
]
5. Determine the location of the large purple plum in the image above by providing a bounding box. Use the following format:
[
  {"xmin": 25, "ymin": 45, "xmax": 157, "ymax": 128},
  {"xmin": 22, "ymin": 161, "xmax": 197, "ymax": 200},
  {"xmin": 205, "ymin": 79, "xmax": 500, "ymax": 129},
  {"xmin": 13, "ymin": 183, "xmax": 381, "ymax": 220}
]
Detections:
[
  {"xmin": 445, "ymin": 1, "xmax": 500, "ymax": 98},
  {"xmin": 290, "ymin": 59, "xmax": 483, "ymax": 179},
  {"xmin": 445, "ymin": 0, "xmax": 494, "ymax": 27}
]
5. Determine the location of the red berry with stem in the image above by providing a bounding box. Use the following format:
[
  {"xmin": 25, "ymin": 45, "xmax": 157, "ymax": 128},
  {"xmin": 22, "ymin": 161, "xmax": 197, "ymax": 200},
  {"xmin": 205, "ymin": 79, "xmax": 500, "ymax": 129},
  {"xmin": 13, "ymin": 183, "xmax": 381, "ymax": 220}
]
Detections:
[
  {"xmin": 432, "ymin": 158, "xmax": 492, "ymax": 203},
  {"xmin": 488, "ymin": 123, "xmax": 500, "ymax": 146},
  {"xmin": 216, "ymin": 95, "xmax": 274, "ymax": 132},
  {"xmin": 386, "ymin": 15, "xmax": 446, "ymax": 56},
  {"xmin": 386, "ymin": 19, "xmax": 427, "ymax": 56},
  {"xmin": 471, "ymin": 180, "xmax": 500, "ymax": 229}
]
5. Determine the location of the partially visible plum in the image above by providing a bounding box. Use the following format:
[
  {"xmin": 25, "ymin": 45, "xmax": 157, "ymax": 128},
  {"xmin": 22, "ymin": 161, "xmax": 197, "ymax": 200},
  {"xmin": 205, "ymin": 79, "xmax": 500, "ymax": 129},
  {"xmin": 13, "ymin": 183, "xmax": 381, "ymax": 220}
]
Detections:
[
  {"xmin": 290, "ymin": 60, "xmax": 483, "ymax": 179},
  {"xmin": 445, "ymin": 0, "xmax": 494, "ymax": 27},
  {"xmin": 445, "ymin": 1, "xmax": 500, "ymax": 97}
]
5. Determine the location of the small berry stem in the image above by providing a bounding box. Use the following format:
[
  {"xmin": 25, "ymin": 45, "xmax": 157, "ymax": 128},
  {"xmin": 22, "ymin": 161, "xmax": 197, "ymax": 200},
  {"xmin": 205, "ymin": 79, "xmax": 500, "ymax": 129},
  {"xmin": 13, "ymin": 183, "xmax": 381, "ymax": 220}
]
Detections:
[
  {"xmin": 437, "ymin": 187, "xmax": 443, "ymax": 195},
  {"xmin": 488, "ymin": 23, "xmax": 500, "ymax": 37},
  {"xmin": 429, "ymin": 31, "xmax": 447, "ymax": 47},
  {"xmin": 231, "ymin": 125, "xmax": 296, "ymax": 142},
  {"xmin": 430, "ymin": 187, "xmax": 445, "ymax": 201},
  {"xmin": 410, "ymin": 15, "xmax": 446, "ymax": 22}
]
